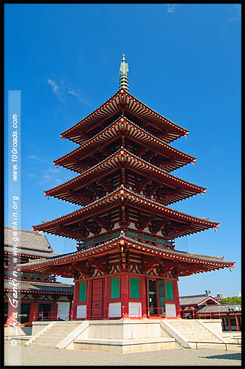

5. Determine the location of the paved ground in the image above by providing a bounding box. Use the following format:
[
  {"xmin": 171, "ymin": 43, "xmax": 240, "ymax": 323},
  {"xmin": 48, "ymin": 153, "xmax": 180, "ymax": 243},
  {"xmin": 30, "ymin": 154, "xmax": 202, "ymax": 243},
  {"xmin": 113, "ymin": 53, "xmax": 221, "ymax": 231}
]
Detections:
[{"xmin": 4, "ymin": 342, "xmax": 242, "ymax": 366}]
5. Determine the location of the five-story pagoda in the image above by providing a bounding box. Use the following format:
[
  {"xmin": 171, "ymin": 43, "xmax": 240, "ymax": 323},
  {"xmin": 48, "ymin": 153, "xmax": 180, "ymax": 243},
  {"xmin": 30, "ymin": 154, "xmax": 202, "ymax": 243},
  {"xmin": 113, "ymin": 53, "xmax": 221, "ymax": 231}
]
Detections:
[{"xmin": 19, "ymin": 56, "xmax": 235, "ymax": 320}]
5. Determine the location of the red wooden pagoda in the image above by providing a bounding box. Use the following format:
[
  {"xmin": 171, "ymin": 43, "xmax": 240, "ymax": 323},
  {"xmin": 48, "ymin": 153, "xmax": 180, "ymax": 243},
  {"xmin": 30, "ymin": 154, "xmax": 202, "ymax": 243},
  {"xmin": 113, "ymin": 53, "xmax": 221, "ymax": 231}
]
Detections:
[{"xmin": 19, "ymin": 55, "xmax": 235, "ymax": 320}]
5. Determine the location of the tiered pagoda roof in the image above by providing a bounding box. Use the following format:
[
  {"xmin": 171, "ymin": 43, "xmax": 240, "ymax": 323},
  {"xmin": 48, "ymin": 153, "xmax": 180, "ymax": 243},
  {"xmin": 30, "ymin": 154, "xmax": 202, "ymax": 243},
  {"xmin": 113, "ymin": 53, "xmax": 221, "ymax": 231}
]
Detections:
[
  {"xmin": 36, "ymin": 187, "xmax": 218, "ymax": 240},
  {"xmin": 54, "ymin": 117, "xmax": 195, "ymax": 173},
  {"xmin": 19, "ymin": 233, "xmax": 234, "ymax": 278},
  {"xmin": 20, "ymin": 55, "xmax": 234, "ymax": 277},
  {"xmin": 60, "ymin": 90, "xmax": 189, "ymax": 145},
  {"xmin": 45, "ymin": 149, "xmax": 205, "ymax": 206}
]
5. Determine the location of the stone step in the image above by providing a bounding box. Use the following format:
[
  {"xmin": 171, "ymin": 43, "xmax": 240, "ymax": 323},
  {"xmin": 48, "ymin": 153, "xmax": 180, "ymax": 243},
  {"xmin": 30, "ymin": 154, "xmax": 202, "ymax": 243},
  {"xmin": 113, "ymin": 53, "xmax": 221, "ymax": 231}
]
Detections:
[
  {"xmin": 45, "ymin": 328, "xmax": 77, "ymax": 334},
  {"xmin": 37, "ymin": 332, "xmax": 75, "ymax": 339},
  {"xmin": 38, "ymin": 333, "xmax": 72, "ymax": 339},
  {"xmin": 181, "ymin": 331, "xmax": 211, "ymax": 334},
  {"xmin": 48, "ymin": 325, "xmax": 78, "ymax": 332},
  {"xmin": 44, "ymin": 325, "xmax": 79, "ymax": 330},
  {"xmin": 51, "ymin": 323, "xmax": 80, "ymax": 326},
  {"xmin": 35, "ymin": 339, "xmax": 61, "ymax": 345},
  {"xmin": 180, "ymin": 332, "xmax": 215, "ymax": 336},
  {"xmin": 43, "ymin": 325, "xmax": 76, "ymax": 328},
  {"xmin": 31, "ymin": 343, "xmax": 58, "ymax": 348},
  {"xmin": 30, "ymin": 322, "xmax": 83, "ymax": 346},
  {"xmin": 35, "ymin": 336, "xmax": 63, "ymax": 342},
  {"xmin": 185, "ymin": 336, "xmax": 217, "ymax": 340},
  {"xmin": 173, "ymin": 326, "xmax": 202, "ymax": 330},
  {"xmin": 174, "ymin": 323, "xmax": 204, "ymax": 326},
  {"xmin": 166, "ymin": 320, "xmax": 222, "ymax": 345},
  {"xmin": 47, "ymin": 327, "xmax": 80, "ymax": 331}
]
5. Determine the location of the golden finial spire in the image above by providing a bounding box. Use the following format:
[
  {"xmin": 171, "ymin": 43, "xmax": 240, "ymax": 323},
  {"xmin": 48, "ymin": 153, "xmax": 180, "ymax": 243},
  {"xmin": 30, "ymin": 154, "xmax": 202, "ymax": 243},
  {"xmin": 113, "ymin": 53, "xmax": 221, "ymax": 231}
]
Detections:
[{"xmin": 119, "ymin": 54, "xmax": 129, "ymax": 92}]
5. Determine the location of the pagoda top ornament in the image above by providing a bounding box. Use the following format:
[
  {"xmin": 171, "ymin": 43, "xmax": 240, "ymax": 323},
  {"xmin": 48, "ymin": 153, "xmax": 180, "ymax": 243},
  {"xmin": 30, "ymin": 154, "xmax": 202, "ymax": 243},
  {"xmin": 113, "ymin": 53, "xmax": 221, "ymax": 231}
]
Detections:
[{"xmin": 119, "ymin": 54, "xmax": 129, "ymax": 92}]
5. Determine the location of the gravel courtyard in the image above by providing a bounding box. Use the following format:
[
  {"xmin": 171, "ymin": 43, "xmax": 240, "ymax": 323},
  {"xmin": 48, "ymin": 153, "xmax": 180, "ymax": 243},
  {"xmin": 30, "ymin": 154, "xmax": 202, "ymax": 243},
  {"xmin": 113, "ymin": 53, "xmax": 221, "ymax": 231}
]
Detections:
[{"xmin": 4, "ymin": 342, "xmax": 242, "ymax": 367}]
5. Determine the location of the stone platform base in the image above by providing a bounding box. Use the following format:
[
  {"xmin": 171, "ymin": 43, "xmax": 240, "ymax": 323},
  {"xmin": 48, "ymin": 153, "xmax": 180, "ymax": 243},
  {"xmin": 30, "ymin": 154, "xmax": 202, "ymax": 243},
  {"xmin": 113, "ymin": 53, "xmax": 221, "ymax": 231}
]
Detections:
[
  {"xmin": 73, "ymin": 337, "xmax": 177, "ymax": 353},
  {"xmin": 9, "ymin": 319, "xmax": 226, "ymax": 353},
  {"xmin": 69, "ymin": 319, "xmax": 179, "ymax": 353}
]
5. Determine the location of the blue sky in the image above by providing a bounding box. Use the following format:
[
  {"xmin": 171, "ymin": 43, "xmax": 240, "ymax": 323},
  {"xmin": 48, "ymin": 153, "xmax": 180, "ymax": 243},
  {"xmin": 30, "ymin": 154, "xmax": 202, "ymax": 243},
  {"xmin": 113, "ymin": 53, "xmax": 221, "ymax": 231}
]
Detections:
[{"xmin": 4, "ymin": 4, "xmax": 241, "ymax": 297}]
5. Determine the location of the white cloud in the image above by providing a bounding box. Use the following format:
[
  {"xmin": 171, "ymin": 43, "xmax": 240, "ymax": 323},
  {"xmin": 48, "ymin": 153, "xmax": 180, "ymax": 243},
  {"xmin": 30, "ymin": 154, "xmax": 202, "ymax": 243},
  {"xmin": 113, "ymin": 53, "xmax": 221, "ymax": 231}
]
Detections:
[
  {"xmin": 167, "ymin": 4, "xmax": 176, "ymax": 14},
  {"xmin": 225, "ymin": 4, "xmax": 241, "ymax": 24},
  {"xmin": 38, "ymin": 166, "xmax": 72, "ymax": 187},
  {"xmin": 47, "ymin": 79, "xmax": 64, "ymax": 102},
  {"xmin": 68, "ymin": 89, "xmax": 80, "ymax": 97},
  {"xmin": 47, "ymin": 79, "xmax": 90, "ymax": 105},
  {"xmin": 48, "ymin": 79, "xmax": 58, "ymax": 93},
  {"xmin": 26, "ymin": 154, "xmax": 45, "ymax": 162},
  {"xmin": 68, "ymin": 89, "xmax": 91, "ymax": 105}
]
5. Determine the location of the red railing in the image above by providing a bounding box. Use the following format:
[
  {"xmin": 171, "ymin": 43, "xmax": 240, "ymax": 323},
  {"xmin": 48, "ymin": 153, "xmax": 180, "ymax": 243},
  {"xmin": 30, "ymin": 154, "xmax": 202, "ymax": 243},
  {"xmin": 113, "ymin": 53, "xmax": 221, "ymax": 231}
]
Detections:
[
  {"xmin": 180, "ymin": 308, "xmax": 222, "ymax": 320},
  {"xmin": 179, "ymin": 308, "xmax": 240, "ymax": 332},
  {"xmin": 30, "ymin": 306, "xmax": 241, "ymax": 332},
  {"xmin": 77, "ymin": 229, "xmax": 174, "ymax": 251}
]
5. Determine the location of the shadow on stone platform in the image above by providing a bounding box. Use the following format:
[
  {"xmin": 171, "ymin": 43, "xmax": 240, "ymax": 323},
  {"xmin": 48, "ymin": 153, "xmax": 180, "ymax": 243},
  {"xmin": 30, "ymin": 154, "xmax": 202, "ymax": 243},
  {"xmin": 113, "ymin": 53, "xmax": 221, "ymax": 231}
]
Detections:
[{"xmin": 200, "ymin": 353, "xmax": 241, "ymax": 361}]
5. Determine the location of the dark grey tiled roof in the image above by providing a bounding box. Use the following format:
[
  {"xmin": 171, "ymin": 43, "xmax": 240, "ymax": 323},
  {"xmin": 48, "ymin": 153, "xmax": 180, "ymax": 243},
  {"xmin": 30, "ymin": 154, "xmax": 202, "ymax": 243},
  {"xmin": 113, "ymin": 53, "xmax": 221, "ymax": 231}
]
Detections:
[
  {"xmin": 4, "ymin": 226, "xmax": 56, "ymax": 256},
  {"xmin": 4, "ymin": 245, "xmax": 58, "ymax": 258},
  {"xmin": 179, "ymin": 294, "xmax": 209, "ymax": 306},
  {"xmin": 4, "ymin": 280, "xmax": 74, "ymax": 294},
  {"xmin": 197, "ymin": 304, "xmax": 241, "ymax": 313}
]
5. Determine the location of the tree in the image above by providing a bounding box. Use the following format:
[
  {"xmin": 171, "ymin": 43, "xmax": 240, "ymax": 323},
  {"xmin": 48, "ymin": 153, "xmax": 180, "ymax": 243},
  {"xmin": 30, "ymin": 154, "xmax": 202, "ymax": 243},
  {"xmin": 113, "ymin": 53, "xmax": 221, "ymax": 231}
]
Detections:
[{"xmin": 220, "ymin": 296, "xmax": 241, "ymax": 304}]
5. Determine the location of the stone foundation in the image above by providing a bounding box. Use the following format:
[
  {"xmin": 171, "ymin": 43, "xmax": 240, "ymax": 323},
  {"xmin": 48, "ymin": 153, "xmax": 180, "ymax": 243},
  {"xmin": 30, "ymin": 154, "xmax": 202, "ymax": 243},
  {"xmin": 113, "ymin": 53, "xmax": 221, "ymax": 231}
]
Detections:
[{"xmin": 72, "ymin": 319, "xmax": 178, "ymax": 353}]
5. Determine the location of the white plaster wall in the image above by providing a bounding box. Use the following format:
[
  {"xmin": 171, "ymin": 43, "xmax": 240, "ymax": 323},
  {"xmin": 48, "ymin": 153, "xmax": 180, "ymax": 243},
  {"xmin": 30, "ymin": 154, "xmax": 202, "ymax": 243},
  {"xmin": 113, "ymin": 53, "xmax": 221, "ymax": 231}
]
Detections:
[
  {"xmin": 165, "ymin": 304, "xmax": 176, "ymax": 318},
  {"xmin": 57, "ymin": 302, "xmax": 70, "ymax": 321},
  {"xmin": 128, "ymin": 302, "xmax": 142, "ymax": 317},
  {"xmin": 109, "ymin": 302, "xmax": 121, "ymax": 318},
  {"xmin": 76, "ymin": 305, "xmax": 86, "ymax": 319}
]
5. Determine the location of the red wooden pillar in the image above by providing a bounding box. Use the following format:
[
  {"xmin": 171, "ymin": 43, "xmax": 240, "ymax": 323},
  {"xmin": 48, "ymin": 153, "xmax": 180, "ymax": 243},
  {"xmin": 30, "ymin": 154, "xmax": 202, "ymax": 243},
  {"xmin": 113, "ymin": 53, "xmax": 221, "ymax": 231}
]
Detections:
[
  {"xmin": 29, "ymin": 302, "xmax": 39, "ymax": 323},
  {"xmin": 146, "ymin": 276, "xmax": 149, "ymax": 318},
  {"xmin": 50, "ymin": 300, "xmax": 58, "ymax": 321},
  {"xmin": 72, "ymin": 281, "xmax": 80, "ymax": 320},
  {"xmin": 141, "ymin": 276, "xmax": 147, "ymax": 318},
  {"xmin": 227, "ymin": 315, "xmax": 232, "ymax": 331},
  {"xmin": 103, "ymin": 276, "xmax": 109, "ymax": 319},
  {"xmin": 69, "ymin": 298, "xmax": 73, "ymax": 320},
  {"xmin": 121, "ymin": 273, "xmax": 129, "ymax": 318},
  {"xmin": 173, "ymin": 279, "xmax": 181, "ymax": 318},
  {"xmin": 235, "ymin": 315, "xmax": 239, "ymax": 332},
  {"xmin": 86, "ymin": 279, "xmax": 92, "ymax": 319}
]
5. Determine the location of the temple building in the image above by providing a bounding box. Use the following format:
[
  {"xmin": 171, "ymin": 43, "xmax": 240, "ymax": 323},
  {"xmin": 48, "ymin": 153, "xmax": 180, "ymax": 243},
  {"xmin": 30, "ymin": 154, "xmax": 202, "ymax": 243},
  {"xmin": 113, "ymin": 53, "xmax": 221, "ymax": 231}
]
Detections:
[
  {"xmin": 179, "ymin": 291, "xmax": 241, "ymax": 332},
  {"xmin": 4, "ymin": 227, "xmax": 74, "ymax": 324},
  {"xmin": 18, "ymin": 55, "xmax": 235, "ymax": 321}
]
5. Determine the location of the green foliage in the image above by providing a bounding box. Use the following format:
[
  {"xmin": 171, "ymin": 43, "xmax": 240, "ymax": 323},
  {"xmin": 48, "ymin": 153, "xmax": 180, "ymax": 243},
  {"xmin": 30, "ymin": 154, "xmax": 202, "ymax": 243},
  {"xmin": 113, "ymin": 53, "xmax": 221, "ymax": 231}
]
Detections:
[{"xmin": 220, "ymin": 296, "xmax": 241, "ymax": 304}]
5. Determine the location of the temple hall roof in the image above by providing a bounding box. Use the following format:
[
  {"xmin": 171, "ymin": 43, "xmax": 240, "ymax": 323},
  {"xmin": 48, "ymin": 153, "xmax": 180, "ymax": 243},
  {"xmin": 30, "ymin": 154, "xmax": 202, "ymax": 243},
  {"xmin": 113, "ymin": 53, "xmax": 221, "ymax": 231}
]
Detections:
[
  {"xmin": 179, "ymin": 294, "xmax": 221, "ymax": 307},
  {"xmin": 4, "ymin": 279, "xmax": 74, "ymax": 294},
  {"xmin": 4, "ymin": 226, "xmax": 58, "ymax": 258},
  {"xmin": 197, "ymin": 303, "xmax": 241, "ymax": 314}
]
